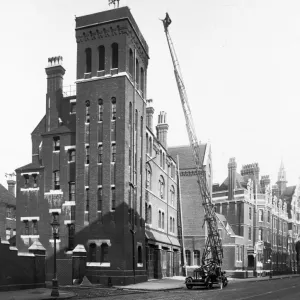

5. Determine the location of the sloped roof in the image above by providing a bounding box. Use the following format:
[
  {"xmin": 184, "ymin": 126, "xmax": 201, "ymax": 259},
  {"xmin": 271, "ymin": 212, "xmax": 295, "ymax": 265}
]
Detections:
[
  {"xmin": 42, "ymin": 125, "xmax": 74, "ymax": 136},
  {"xmin": 15, "ymin": 162, "xmax": 44, "ymax": 172},
  {"xmin": 216, "ymin": 213, "xmax": 235, "ymax": 235},
  {"xmin": 217, "ymin": 172, "xmax": 246, "ymax": 191},
  {"xmin": 0, "ymin": 184, "xmax": 16, "ymax": 206},
  {"xmin": 168, "ymin": 144, "xmax": 207, "ymax": 169},
  {"xmin": 31, "ymin": 115, "xmax": 46, "ymax": 135}
]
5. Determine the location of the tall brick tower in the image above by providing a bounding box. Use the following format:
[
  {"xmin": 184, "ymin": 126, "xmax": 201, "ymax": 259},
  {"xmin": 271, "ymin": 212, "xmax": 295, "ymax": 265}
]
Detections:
[
  {"xmin": 276, "ymin": 160, "xmax": 287, "ymax": 196},
  {"xmin": 74, "ymin": 6, "xmax": 149, "ymax": 284},
  {"xmin": 228, "ymin": 157, "xmax": 237, "ymax": 200}
]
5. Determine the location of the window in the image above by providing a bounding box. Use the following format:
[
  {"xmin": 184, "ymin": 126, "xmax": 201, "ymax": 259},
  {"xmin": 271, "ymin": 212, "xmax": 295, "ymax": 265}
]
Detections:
[
  {"xmin": 98, "ymin": 188, "xmax": 102, "ymax": 211},
  {"xmin": 140, "ymin": 67, "xmax": 144, "ymax": 94},
  {"xmin": 129, "ymin": 48, "xmax": 133, "ymax": 77},
  {"xmin": 162, "ymin": 212, "xmax": 165, "ymax": 230},
  {"xmin": 170, "ymin": 185, "xmax": 175, "ymax": 206},
  {"xmin": 98, "ymin": 99, "xmax": 103, "ymax": 121},
  {"xmin": 111, "ymin": 144, "xmax": 116, "ymax": 162},
  {"xmin": 158, "ymin": 176, "xmax": 165, "ymax": 199},
  {"xmin": 53, "ymin": 136, "xmax": 60, "ymax": 151},
  {"xmin": 111, "ymin": 187, "xmax": 116, "ymax": 210},
  {"xmin": 194, "ymin": 250, "xmax": 200, "ymax": 266},
  {"xmin": 160, "ymin": 150, "xmax": 162, "ymax": 167},
  {"xmin": 89, "ymin": 243, "xmax": 97, "ymax": 262},
  {"xmin": 148, "ymin": 205, "xmax": 152, "ymax": 224},
  {"xmin": 98, "ymin": 45, "xmax": 105, "ymax": 71},
  {"xmin": 146, "ymin": 164, "xmax": 152, "ymax": 190},
  {"xmin": 135, "ymin": 59, "xmax": 139, "ymax": 86},
  {"xmin": 185, "ymin": 250, "xmax": 191, "ymax": 266},
  {"xmin": 6, "ymin": 206, "xmax": 15, "ymax": 219},
  {"xmin": 32, "ymin": 220, "xmax": 38, "ymax": 235},
  {"xmin": 111, "ymin": 43, "xmax": 118, "ymax": 69},
  {"xmin": 32, "ymin": 174, "xmax": 38, "ymax": 188},
  {"xmin": 248, "ymin": 227, "xmax": 252, "ymax": 240},
  {"xmin": 111, "ymin": 97, "xmax": 116, "ymax": 120},
  {"xmin": 68, "ymin": 224, "xmax": 75, "ymax": 250},
  {"xmin": 149, "ymin": 137, "xmax": 152, "ymax": 157},
  {"xmin": 259, "ymin": 228, "xmax": 263, "ymax": 241},
  {"xmin": 173, "ymin": 218, "xmax": 175, "ymax": 234},
  {"xmin": 85, "ymin": 146, "xmax": 90, "ymax": 164},
  {"xmin": 259, "ymin": 209, "xmax": 263, "ymax": 222},
  {"xmin": 158, "ymin": 211, "xmax": 162, "ymax": 228},
  {"xmin": 85, "ymin": 188, "xmax": 89, "ymax": 211},
  {"xmin": 24, "ymin": 221, "xmax": 29, "ymax": 235},
  {"xmin": 24, "ymin": 174, "xmax": 29, "ymax": 188},
  {"xmin": 98, "ymin": 145, "xmax": 103, "ymax": 163},
  {"xmin": 101, "ymin": 243, "xmax": 109, "ymax": 263},
  {"xmin": 69, "ymin": 150, "xmax": 75, "ymax": 162},
  {"xmin": 53, "ymin": 170, "xmax": 60, "ymax": 190},
  {"xmin": 85, "ymin": 48, "xmax": 92, "ymax": 73},
  {"xmin": 137, "ymin": 246, "xmax": 142, "ymax": 264},
  {"xmin": 70, "ymin": 102, "xmax": 76, "ymax": 114},
  {"xmin": 268, "ymin": 210, "xmax": 271, "ymax": 223},
  {"xmin": 249, "ymin": 207, "xmax": 252, "ymax": 220},
  {"xmin": 162, "ymin": 153, "xmax": 165, "ymax": 170},
  {"xmin": 85, "ymin": 100, "xmax": 90, "ymax": 123},
  {"xmin": 170, "ymin": 216, "xmax": 173, "ymax": 232},
  {"xmin": 69, "ymin": 182, "xmax": 75, "ymax": 201}
]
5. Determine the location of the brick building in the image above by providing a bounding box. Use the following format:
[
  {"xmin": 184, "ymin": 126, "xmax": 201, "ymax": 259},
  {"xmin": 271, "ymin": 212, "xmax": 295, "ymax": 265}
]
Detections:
[
  {"xmin": 0, "ymin": 174, "xmax": 16, "ymax": 244},
  {"xmin": 213, "ymin": 159, "xmax": 300, "ymax": 276},
  {"xmin": 15, "ymin": 6, "xmax": 182, "ymax": 285},
  {"xmin": 168, "ymin": 144, "xmax": 214, "ymax": 275}
]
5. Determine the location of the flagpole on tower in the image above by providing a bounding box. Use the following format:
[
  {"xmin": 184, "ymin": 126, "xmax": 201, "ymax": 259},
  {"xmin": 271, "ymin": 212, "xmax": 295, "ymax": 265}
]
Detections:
[{"xmin": 108, "ymin": 0, "xmax": 120, "ymax": 8}]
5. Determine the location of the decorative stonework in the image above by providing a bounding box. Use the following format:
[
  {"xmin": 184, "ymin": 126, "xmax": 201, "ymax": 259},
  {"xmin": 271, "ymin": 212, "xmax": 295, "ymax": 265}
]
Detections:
[
  {"xmin": 45, "ymin": 190, "xmax": 64, "ymax": 210},
  {"xmin": 180, "ymin": 170, "xmax": 197, "ymax": 177}
]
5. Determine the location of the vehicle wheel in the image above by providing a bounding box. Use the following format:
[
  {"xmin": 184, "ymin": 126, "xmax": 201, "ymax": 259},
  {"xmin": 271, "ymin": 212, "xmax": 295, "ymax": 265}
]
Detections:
[
  {"xmin": 223, "ymin": 278, "xmax": 228, "ymax": 287},
  {"xmin": 186, "ymin": 277, "xmax": 193, "ymax": 290}
]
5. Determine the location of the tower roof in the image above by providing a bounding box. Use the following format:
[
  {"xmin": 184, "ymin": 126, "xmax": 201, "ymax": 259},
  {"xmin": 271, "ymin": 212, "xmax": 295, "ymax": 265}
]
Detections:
[{"xmin": 277, "ymin": 159, "xmax": 287, "ymax": 183}]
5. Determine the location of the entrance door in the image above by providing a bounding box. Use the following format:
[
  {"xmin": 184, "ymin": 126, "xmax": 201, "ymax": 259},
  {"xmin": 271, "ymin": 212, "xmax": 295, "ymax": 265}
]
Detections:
[
  {"xmin": 147, "ymin": 246, "xmax": 155, "ymax": 279},
  {"xmin": 248, "ymin": 255, "xmax": 254, "ymax": 269},
  {"xmin": 173, "ymin": 251, "xmax": 179, "ymax": 276}
]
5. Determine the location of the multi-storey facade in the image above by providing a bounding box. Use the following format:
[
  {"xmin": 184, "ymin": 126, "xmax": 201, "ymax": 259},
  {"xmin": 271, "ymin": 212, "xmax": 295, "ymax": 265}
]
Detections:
[
  {"xmin": 144, "ymin": 103, "xmax": 182, "ymax": 279},
  {"xmin": 15, "ymin": 6, "xmax": 182, "ymax": 285},
  {"xmin": 0, "ymin": 175, "xmax": 16, "ymax": 244},
  {"xmin": 213, "ymin": 159, "xmax": 300, "ymax": 276}
]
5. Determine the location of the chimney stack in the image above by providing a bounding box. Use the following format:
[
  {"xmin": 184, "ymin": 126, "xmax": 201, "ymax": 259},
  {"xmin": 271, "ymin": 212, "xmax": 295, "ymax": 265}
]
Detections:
[
  {"xmin": 260, "ymin": 175, "xmax": 270, "ymax": 194},
  {"xmin": 146, "ymin": 99, "xmax": 155, "ymax": 132},
  {"xmin": 45, "ymin": 56, "xmax": 65, "ymax": 132},
  {"xmin": 228, "ymin": 157, "xmax": 237, "ymax": 200},
  {"xmin": 6, "ymin": 173, "xmax": 16, "ymax": 197},
  {"xmin": 156, "ymin": 111, "xmax": 169, "ymax": 149}
]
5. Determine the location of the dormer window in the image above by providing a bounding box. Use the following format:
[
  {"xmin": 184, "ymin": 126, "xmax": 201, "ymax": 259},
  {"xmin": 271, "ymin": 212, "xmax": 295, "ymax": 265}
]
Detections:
[
  {"xmin": 24, "ymin": 174, "xmax": 29, "ymax": 188},
  {"xmin": 53, "ymin": 137, "xmax": 60, "ymax": 151},
  {"xmin": 33, "ymin": 174, "xmax": 38, "ymax": 188}
]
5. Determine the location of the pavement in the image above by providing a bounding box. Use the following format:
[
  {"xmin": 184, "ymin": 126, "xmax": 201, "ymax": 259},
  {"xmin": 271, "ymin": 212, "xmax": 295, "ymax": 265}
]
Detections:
[
  {"xmin": 0, "ymin": 288, "xmax": 75, "ymax": 300},
  {"xmin": 0, "ymin": 274, "xmax": 299, "ymax": 299}
]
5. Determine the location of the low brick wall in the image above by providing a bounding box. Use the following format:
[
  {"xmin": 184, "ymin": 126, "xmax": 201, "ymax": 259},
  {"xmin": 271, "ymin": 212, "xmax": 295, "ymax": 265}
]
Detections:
[{"xmin": 0, "ymin": 239, "xmax": 46, "ymax": 291}]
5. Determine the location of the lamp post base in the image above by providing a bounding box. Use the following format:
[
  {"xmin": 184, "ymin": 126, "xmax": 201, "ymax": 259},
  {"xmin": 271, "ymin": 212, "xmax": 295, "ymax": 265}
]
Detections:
[{"xmin": 51, "ymin": 278, "xmax": 59, "ymax": 297}]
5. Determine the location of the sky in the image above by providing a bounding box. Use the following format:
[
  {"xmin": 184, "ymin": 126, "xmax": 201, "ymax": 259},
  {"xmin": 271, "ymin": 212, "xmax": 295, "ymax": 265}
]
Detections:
[{"xmin": 1, "ymin": 0, "xmax": 300, "ymax": 190}]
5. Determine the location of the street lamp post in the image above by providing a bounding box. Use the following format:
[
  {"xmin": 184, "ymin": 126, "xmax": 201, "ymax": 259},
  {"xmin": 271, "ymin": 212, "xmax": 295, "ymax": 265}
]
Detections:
[{"xmin": 51, "ymin": 212, "xmax": 60, "ymax": 297}]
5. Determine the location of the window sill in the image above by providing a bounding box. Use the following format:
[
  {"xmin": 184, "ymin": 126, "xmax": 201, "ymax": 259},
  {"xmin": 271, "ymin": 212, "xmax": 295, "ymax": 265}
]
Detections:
[
  {"xmin": 86, "ymin": 262, "xmax": 111, "ymax": 267},
  {"xmin": 110, "ymin": 68, "xmax": 118, "ymax": 76},
  {"xmin": 137, "ymin": 263, "xmax": 143, "ymax": 268},
  {"xmin": 84, "ymin": 72, "xmax": 92, "ymax": 79},
  {"xmin": 53, "ymin": 150, "xmax": 60, "ymax": 153},
  {"xmin": 97, "ymin": 70, "xmax": 105, "ymax": 77},
  {"xmin": 21, "ymin": 187, "xmax": 40, "ymax": 192},
  {"xmin": 21, "ymin": 235, "xmax": 40, "ymax": 239},
  {"xmin": 50, "ymin": 239, "xmax": 61, "ymax": 243}
]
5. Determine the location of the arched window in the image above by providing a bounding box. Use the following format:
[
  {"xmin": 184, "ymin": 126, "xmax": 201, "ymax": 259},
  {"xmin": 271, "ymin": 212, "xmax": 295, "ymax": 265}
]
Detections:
[
  {"xmin": 158, "ymin": 210, "xmax": 162, "ymax": 228},
  {"xmin": 101, "ymin": 243, "xmax": 109, "ymax": 262},
  {"xmin": 129, "ymin": 48, "xmax": 133, "ymax": 77},
  {"xmin": 137, "ymin": 245, "xmax": 142, "ymax": 264},
  {"xmin": 170, "ymin": 185, "xmax": 175, "ymax": 206},
  {"xmin": 129, "ymin": 102, "xmax": 132, "ymax": 125},
  {"xmin": 98, "ymin": 99, "xmax": 103, "ymax": 121},
  {"xmin": 194, "ymin": 250, "xmax": 200, "ymax": 266},
  {"xmin": 111, "ymin": 97, "xmax": 116, "ymax": 120},
  {"xmin": 111, "ymin": 43, "xmax": 118, "ymax": 69},
  {"xmin": 149, "ymin": 137, "xmax": 152, "ymax": 157},
  {"xmin": 185, "ymin": 250, "xmax": 191, "ymax": 266},
  {"xmin": 136, "ymin": 58, "xmax": 139, "ymax": 86},
  {"xmin": 145, "ymin": 204, "xmax": 148, "ymax": 223},
  {"xmin": 146, "ymin": 133, "xmax": 149, "ymax": 154},
  {"xmin": 89, "ymin": 243, "xmax": 97, "ymax": 262},
  {"xmin": 146, "ymin": 163, "xmax": 152, "ymax": 190},
  {"xmin": 160, "ymin": 150, "xmax": 162, "ymax": 167},
  {"xmin": 148, "ymin": 205, "xmax": 152, "ymax": 224},
  {"xmin": 98, "ymin": 45, "xmax": 105, "ymax": 71},
  {"xmin": 159, "ymin": 176, "xmax": 165, "ymax": 199},
  {"xmin": 162, "ymin": 153, "xmax": 165, "ymax": 169},
  {"xmin": 170, "ymin": 216, "xmax": 173, "ymax": 232},
  {"xmin": 85, "ymin": 48, "xmax": 92, "ymax": 73},
  {"xmin": 85, "ymin": 100, "xmax": 90, "ymax": 123},
  {"xmin": 135, "ymin": 110, "xmax": 138, "ymax": 131},
  {"xmin": 140, "ymin": 67, "xmax": 144, "ymax": 94}
]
